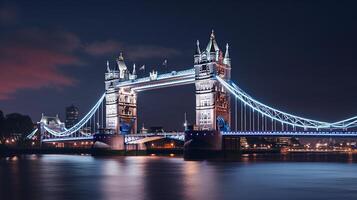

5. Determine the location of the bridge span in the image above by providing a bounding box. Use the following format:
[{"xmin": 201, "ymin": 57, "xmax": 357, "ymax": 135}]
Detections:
[
  {"xmin": 25, "ymin": 31, "xmax": 357, "ymax": 155},
  {"xmin": 40, "ymin": 130, "xmax": 357, "ymax": 144},
  {"xmin": 222, "ymin": 131, "xmax": 357, "ymax": 137}
]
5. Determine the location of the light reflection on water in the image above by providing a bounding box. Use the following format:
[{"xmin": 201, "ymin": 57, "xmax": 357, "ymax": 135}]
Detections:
[{"xmin": 0, "ymin": 154, "xmax": 357, "ymax": 200}]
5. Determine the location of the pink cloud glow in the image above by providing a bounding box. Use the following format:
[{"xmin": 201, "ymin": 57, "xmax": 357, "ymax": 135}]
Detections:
[{"xmin": 0, "ymin": 29, "xmax": 82, "ymax": 100}]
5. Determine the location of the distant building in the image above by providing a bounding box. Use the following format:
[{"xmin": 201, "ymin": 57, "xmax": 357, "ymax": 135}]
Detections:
[{"xmin": 65, "ymin": 105, "xmax": 79, "ymax": 128}]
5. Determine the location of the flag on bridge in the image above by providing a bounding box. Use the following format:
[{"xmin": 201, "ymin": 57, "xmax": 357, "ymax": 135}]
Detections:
[
  {"xmin": 139, "ymin": 65, "xmax": 145, "ymax": 71},
  {"xmin": 162, "ymin": 59, "xmax": 167, "ymax": 67}
]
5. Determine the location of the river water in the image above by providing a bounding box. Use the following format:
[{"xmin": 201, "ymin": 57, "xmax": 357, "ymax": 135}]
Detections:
[{"xmin": 0, "ymin": 154, "xmax": 357, "ymax": 200}]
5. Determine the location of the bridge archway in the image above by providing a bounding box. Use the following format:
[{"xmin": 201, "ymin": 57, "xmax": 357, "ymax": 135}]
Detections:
[
  {"xmin": 105, "ymin": 31, "xmax": 232, "ymax": 135},
  {"xmin": 136, "ymin": 84, "xmax": 195, "ymax": 133}
]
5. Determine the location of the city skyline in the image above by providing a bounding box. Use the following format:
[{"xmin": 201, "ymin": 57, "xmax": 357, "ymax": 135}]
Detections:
[{"xmin": 1, "ymin": 0, "xmax": 357, "ymax": 130}]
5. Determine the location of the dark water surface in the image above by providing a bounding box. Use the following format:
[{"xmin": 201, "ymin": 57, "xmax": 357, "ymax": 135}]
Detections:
[{"xmin": 1, "ymin": 154, "xmax": 357, "ymax": 200}]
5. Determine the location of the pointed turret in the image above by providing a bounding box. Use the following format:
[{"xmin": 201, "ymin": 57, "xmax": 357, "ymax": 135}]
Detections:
[
  {"xmin": 132, "ymin": 63, "xmax": 136, "ymax": 75},
  {"xmin": 223, "ymin": 43, "xmax": 231, "ymax": 66},
  {"xmin": 129, "ymin": 63, "xmax": 137, "ymax": 80},
  {"xmin": 195, "ymin": 40, "xmax": 201, "ymax": 54},
  {"xmin": 106, "ymin": 60, "xmax": 111, "ymax": 72},
  {"xmin": 119, "ymin": 52, "xmax": 124, "ymax": 60},
  {"xmin": 116, "ymin": 52, "xmax": 128, "ymax": 79},
  {"xmin": 206, "ymin": 29, "xmax": 219, "ymax": 52},
  {"xmin": 117, "ymin": 52, "xmax": 127, "ymax": 70},
  {"xmin": 194, "ymin": 40, "xmax": 202, "ymax": 64},
  {"xmin": 224, "ymin": 43, "xmax": 229, "ymax": 58}
]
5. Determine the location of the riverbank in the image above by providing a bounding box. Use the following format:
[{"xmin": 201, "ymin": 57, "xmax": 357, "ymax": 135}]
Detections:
[
  {"xmin": 2, "ymin": 146, "xmax": 357, "ymax": 162},
  {"xmin": 0, "ymin": 146, "xmax": 184, "ymax": 157}
]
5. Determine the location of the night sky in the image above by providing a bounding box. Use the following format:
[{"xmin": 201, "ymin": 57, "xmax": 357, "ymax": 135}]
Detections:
[{"xmin": 1, "ymin": 0, "xmax": 357, "ymax": 131}]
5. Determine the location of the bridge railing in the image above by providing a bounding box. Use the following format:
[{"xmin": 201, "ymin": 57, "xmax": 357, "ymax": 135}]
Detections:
[
  {"xmin": 117, "ymin": 68, "xmax": 195, "ymax": 87},
  {"xmin": 216, "ymin": 76, "xmax": 357, "ymax": 131},
  {"xmin": 222, "ymin": 131, "xmax": 357, "ymax": 137},
  {"xmin": 39, "ymin": 93, "xmax": 106, "ymax": 142}
]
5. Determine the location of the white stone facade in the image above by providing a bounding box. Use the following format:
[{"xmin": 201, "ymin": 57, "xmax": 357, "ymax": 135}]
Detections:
[{"xmin": 194, "ymin": 31, "xmax": 231, "ymax": 131}]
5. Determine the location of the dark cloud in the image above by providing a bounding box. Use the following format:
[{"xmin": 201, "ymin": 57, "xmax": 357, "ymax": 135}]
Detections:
[
  {"xmin": 0, "ymin": 27, "xmax": 182, "ymax": 100},
  {"xmin": 126, "ymin": 45, "xmax": 181, "ymax": 60},
  {"xmin": 84, "ymin": 39, "xmax": 181, "ymax": 60},
  {"xmin": 0, "ymin": 29, "xmax": 82, "ymax": 100},
  {"xmin": 84, "ymin": 40, "xmax": 123, "ymax": 56},
  {"xmin": 0, "ymin": 4, "xmax": 18, "ymax": 24}
]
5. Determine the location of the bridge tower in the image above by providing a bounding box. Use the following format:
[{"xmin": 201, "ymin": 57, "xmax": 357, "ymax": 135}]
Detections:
[
  {"xmin": 194, "ymin": 30, "xmax": 231, "ymax": 131},
  {"xmin": 105, "ymin": 59, "xmax": 120, "ymax": 133},
  {"xmin": 38, "ymin": 114, "xmax": 66, "ymax": 144},
  {"xmin": 185, "ymin": 31, "xmax": 232, "ymax": 158},
  {"xmin": 105, "ymin": 53, "xmax": 137, "ymax": 134}
]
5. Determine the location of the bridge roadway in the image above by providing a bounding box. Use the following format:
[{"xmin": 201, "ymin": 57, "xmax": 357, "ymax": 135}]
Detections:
[
  {"xmin": 42, "ymin": 136, "xmax": 94, "ymax": 143},
  {"xmin": 41, "ymin": 132, "xmax": 185, "ymax": 143},
  {"xmin": 126, "ymin": 131, "xmax": 357, "ymax": 144},
  {"xmin": 222, "ymin": 131, "xmax": 357, "ymax": 137},
  {"xmin": 125, "ymin": 132, "xmax": 185, "ymax": 144},
  {"xmin": 42, "ymin": 131, "xmax": 357, "ymax": 143},
  {"xmin": 116, "ymin": 68, "xmax": 195, "ymax": 92}
]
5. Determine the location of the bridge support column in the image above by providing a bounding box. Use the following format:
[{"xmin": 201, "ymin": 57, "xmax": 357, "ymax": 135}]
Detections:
[
  {"xmin": 95, "ymin": 134, "xmax": 125, "ymax": 149},
  {"xmin": 184, "ymin": 130, "xmax": 222, "ymax": 159},
  {"xmin": 37, "ymin": 122, "xmax": 44, "ymax": 147},
  {"xmin": 222, "ymin": 135, "xmax": 241, "ymax": 157},
  {"xmin": 105, "ymin": 54, "xmax": 137, "ymax": 135},
  {"xmin": 184, "ymin": 32, "xmax": 232, "ymax": 158}
]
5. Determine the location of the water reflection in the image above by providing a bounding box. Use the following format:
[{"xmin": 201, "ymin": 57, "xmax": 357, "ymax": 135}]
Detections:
[
  {"xmin": 1, "ymin": 154, "xmax": 357, "ymax": 200},
  {"xmin": 99, "ymin": 157, "xmax": 145, "ymax": 200},
  {"xmin": 183, "ymin": 161, "xmax": 222, "ymax": 200}
]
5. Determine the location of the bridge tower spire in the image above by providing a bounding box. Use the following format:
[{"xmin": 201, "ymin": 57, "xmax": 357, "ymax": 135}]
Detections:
[
  {"xmin": 105, "ymin": 53, "xmax": 138, "ymax": 134},
  {"xmin": 223, "ymin": 43, "xmax": 231, "ymax": 66},
  {"xmin": 194, "ymin": 31, "xmax": 231, "ymax": 131},
  {"xmin": 105, "ymin": 52, "xmax": 137, "ymax": 134},
  {"xmin": 194, "ymin": 40, "xmax": 201, "ymax": 64},
  {"xmin": 117, "ymin": 52, "xmax": 129, "ymax": 80},
  {"xmin": 196, "ymin": 40, "xmax": 201, "ymax": 54},
  {"xmin": 106, "ymin": 60, "xmax": 111, "ymax": 72}
]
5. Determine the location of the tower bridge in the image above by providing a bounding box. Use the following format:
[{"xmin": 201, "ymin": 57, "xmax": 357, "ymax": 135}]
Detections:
[{"xmin": 28, "ymin": 31, "xmax": 357, "ymax": 154}]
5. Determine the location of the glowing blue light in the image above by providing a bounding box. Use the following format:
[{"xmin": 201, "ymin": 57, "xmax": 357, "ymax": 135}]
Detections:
[
  {"xmin": 42, "ymin": 69, "xmax": 357, "ymax": 141},
  {"xmin": 26, "ymin": 128, "xmax": 38, "ymax": 139},
  {"xmin": 132, "ymin": 78, "xmax": 195, "ymax": 91},
  {"xmin": 118, "ymin": 68, "xmax": 195, "ymax": 88},
  {"xmin": 222, "ymin": 131, "xmax": 357, "ymax": 137},
  {"xmin": 43, "ymin": 93, "xmax": 105, "ymax": 137},
  {"xmin": 216, "ymin": 76, "xmax": 357, "ymax": 130},
  {"xmin": 42, "ymin": 136, "xmax": 94, "ymax": 142}
]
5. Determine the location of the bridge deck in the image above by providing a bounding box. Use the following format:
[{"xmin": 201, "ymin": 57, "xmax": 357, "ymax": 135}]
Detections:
[
  {"xmin": 41, "ymin": 131, "xmax": 357, "ymax": 143},
  {"xmin": 116, "ymin": 68, "xmax": 195, "ymax": 91},
  {"xmin": 42, "ymin": 136, "xmax": 94, "ymax": 142},
  {"xmin": 126, "ymin": 136, "xmax": 164, "ymax": 144},
  {"xmin": 222, "ymin": 131, "xmax": 357, "ymax": 137}
]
